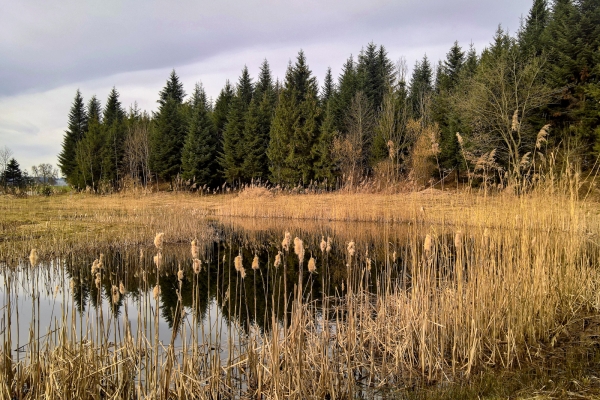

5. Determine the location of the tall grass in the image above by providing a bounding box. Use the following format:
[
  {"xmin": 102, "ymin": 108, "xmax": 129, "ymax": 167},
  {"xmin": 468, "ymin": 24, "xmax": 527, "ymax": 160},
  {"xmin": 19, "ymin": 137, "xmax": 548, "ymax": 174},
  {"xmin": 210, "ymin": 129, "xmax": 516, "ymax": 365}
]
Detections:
[{"xmin": 0, "ymin": 181, "xmax": 599, "ymax": 398}]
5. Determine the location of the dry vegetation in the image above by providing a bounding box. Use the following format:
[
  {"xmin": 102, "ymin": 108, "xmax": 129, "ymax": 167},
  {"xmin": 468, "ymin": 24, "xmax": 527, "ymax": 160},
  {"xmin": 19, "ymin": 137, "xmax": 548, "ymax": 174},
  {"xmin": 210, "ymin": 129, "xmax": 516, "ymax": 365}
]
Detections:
[{"xmin": 1, "ymin": 184, "xmax": 600, "ymax": 399}]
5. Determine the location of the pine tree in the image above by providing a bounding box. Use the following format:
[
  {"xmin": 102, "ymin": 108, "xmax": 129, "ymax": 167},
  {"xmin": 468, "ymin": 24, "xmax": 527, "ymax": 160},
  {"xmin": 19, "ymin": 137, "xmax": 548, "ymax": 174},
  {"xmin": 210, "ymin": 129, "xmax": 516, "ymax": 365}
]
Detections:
[
  {"xmin": 58, "ymin": 90, "xmax": 88, "ymax": 185},
  {"xmin": 75, "ymin": 117, "xmax": 104, "ymax": 190},
  {"xmin": 101, "ymin": 87, "xmax": 126, "ymax": 186},
  {"xmin": 212, "ymin": 80, "xmax": 234, "ymax": 158},
  {"xmin": 3, "ymin": 158, "xmax": 24, "ymax": 187},
  {"xmin": 181, "ymin": 83, "xmax": 218, "ymax": 187},
  {"xmin": 87, "ymin": 96, "xmax": 102, "ymax": 123},
  {"xmin": 151, "ymin": 70, "xmax": 188, "ymax": 181},
  {"xmin": 220, "ymin": 67, "xmax": 254, "ymax": 183},
  {"xmin": 331, "ymin": 56, "xmax": 359, "ymax": 132},
  {"xmin": 312, "ymin": 101, "xmax": 337, "ymax": 184}
]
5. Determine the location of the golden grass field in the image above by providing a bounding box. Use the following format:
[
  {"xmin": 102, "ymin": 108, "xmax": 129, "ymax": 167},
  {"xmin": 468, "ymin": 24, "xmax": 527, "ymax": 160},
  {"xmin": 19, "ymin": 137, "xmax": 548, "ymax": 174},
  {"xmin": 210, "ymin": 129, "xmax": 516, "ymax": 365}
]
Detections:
[{"xmin": 1, "ymin": 187, "xmax": 600, "ymax": 399}]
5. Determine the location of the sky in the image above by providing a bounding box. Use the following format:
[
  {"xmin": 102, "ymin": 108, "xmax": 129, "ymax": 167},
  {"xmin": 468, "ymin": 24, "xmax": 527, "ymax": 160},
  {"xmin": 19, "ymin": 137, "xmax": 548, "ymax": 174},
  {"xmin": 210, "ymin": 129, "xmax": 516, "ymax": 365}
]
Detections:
[{"xmin": 0, "ymin": 0, "xmax": 534, "ymax": 173}]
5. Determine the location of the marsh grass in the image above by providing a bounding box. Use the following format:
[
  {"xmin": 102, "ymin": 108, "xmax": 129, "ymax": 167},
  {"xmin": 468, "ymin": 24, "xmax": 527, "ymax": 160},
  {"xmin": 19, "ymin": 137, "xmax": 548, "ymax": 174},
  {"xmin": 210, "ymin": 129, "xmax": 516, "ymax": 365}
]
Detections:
[{"xmin": 1, "ymin": 185, "xmax": 600, "ymax": 398}]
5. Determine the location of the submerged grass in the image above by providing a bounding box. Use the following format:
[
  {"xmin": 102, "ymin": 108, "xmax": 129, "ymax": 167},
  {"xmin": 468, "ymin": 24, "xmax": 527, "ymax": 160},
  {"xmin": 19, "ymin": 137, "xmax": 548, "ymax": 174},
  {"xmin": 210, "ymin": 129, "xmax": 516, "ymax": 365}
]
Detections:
[{"xmin": 0, "ymin": 186, "xmax": 599, "ymax": 399}]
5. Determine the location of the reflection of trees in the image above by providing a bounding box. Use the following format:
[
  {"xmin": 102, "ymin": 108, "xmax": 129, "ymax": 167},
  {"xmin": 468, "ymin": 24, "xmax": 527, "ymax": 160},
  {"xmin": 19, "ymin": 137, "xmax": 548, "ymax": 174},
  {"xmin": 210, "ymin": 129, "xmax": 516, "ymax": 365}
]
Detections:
[{"xmin": 63, "ymin": 221, "xmax": 406, "ymax": 336}]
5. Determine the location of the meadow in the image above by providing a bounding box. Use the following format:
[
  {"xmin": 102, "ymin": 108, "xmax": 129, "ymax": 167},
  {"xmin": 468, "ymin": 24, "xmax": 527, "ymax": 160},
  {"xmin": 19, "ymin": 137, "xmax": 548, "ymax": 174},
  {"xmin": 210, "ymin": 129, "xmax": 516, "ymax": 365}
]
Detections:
[{"xmin": 1, "ymin": 183, "xmax": 600, "ymax": 399}]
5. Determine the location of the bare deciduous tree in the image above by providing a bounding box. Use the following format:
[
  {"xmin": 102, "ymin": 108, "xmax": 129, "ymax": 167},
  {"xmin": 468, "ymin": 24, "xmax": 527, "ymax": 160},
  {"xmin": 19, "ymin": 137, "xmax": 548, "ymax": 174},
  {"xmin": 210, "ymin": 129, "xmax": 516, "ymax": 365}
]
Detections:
[{"xmin": 123, "ymin": 116, "xmax": 152, "ymax": 188}]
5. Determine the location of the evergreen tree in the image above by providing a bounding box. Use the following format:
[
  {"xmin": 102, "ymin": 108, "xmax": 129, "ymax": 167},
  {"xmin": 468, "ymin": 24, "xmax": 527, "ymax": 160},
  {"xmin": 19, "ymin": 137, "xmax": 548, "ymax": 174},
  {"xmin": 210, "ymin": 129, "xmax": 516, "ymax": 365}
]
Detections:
[
  {"xmin": 321, "ymin": 67, "xmax": 334, "ymax": 105},
  {"xmin": 357, "ymin": 43, "xmax": 395, "ymax": 112},
  {"xmin": 3, "ymin": 158, "xmax": 24, "ymax": 187},
  {"xmin": 408, "ymin": 55, "xmax": 433, "ymax": 119},
  {"xmin": 101, "ymin": 87, "xmax": 126, "ymax": 186},
  {"xmin": 312, "ymin": 100, "xmax": 337, "ymax": 184},
  {"xmin": 267, "ymin": 51, "xmax": 322, "ymax": 185},
  {"xmin": 87, "ymin": 96, "xmax": 102, "ymax": 123},
  {"xmin": 75, "ymin": 117, "xmax": 104, "ymax": 190},
  {"xmin": 220, "ymin": 66, "xmax": 254, "ymax": 183},
  {"xmin": 212, "ymin": 80, "xmax": 235, "ymax": 157},
  {"xmin": 58, "ymin": 90, "xmax": 87, "ymax": 185},
  {"xmin": 150, "ymin": 70, "xmax": 188, "ymax": 181},
  {"xmin": 518, "ymin": 0, "xmax": 550, "ymax": 57},
  {"xmin": 181, "ymin": 83, "xmax": 218, "ymax": 186},
  {"xmin": 254, "ymin": 60, "xmax": 274, "ymax": 101},
  {"xmin": 331, "ymin": 56, "xmax": 359, "ymax": 132}
]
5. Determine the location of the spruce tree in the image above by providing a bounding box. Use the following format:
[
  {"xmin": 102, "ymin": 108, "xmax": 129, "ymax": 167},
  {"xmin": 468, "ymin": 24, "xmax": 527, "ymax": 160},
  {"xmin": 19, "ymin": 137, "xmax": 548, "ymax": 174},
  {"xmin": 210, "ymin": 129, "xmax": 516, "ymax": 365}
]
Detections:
[
  {"xmin": 181, "ymin": 83, "xmax": 218, "ymax": 186},
  {"xmin": 331, "ymin": 56, "xmax": 359, "ymax": 133},
  {"xmin": 518, "ymin": 0, "xmax": 550, "ymax": 57},
  {"xmin": 101, "ymin": 87, "xmax": 126, "ymax": 186},
  {"xmin": 58, "ymin": 89, "xmax": 88, "ymax": 185},
  {"xmin": 151, "ymin": 70, "xmax": 188, "ymax": 181},
  {"xmin": 408, "ymin": 55, "xmax": 433, "ymax": 119},
  {"xmin": 321, "ymin": 67, "xmax": 334, "ymax": 105},
  {"xmin": 220, "ymin": 67, "xmax": 254, "ymax": 183},
  {"xmin": 212, "ymin": 80, "xmax": 234, "ymax": 159},
  {"xmin": 3, "ymin": 158, "xmax": 24, "ymax": 187},
  {"xmin": 267, "ymin": 51, "xmax": 321, "ymax": 185}
]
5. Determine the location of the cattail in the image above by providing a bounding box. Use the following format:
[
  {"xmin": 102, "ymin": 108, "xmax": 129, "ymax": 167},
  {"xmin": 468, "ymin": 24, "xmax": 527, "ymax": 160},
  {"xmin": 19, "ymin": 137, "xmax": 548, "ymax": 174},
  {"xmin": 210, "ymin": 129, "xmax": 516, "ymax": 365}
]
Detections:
[
  {"xmin": 308, "ymin": 256, "xmax": 316, "ymax": 273},
  {"xmin": 294, "ymin": 237, "xmax": 304, "ymax": 265},
  {"xmin": 140, "ymin": 248, "xmax": 144, "ymax": 261},
  {"xmin": 392, "ymin": 251, "xmax": 397, "ymax": 260},
  {"xmin": 366, "ymin": 257, "xmax": 372, "ymax": 271},
  {"xmin": 193, "ymin": 258, "xmax": 202, "ymax": 274},
  {"xmin": 154, "ymin": 232, "xmax": 164, "ymax": 250},
  {"xmin": 282, "ymin": 232, "xmax": 291, "ymax": 252},
  {"xmin": 70, "ymin": 279, "xmax": 75, "ymax": 291},
  {"xmin": 91, "ymin": 259, "xmax": 99, "ymax": 274},
  {"xmin": 347, "ymin": 241, "xmax": 356, "ymax": 257},
  {"xmin": 274, "ymin": 252, "xmax": 282, "ymax": 268},
  {"xmin": 320, "ymin": 236, "xmax": 327, "ymax": 253},
  {"xmin": 95, "ymin": 273, "xmax": 101, "ymax": 289},
  {"xmin": 511, "ymin": 109, "xmax": 519, "ymax": 132},
  {"xmin": 341, "ymin": 281, "xmax": 345, "ymax": 291},
  {"xmin": 252, "ymin": 255, "xmax": 259, "ymax": 270},
  {"xmin": 424, "ymin": 234, "xmax": 432, "ymax": 254},
  {"xmin": 177, "ymin": 266, "xmax": 184, "ymax": 282},
  {"xmin": 29, "ymin": 249, "xmax": 38, "ymax": 267},
  {"xmin": 240, "ymin": 267, "xmax": 246, "ymax": 279},
  {"xmin": 153, "ymin": 252, "xmax": 163, "ymax": 269},
  {"xmin": 112, "ymin": 285, "xmax": 120, "ymax": 304},
  {"xmin": 153, "ymin": 285, "xmax": 161, "ymax": 300},
  {"xmin": 454, "ymin": 230, "xmax": 463, "ymax": 249},
  {"xmin": 326, "ymin": 237, "xmax": 332, "ymax": 253},
  {"xmin": 119, "ymin": 281, "xmax": 126, "ymax": 295},
  {"xmin": 98, "ymin": 254, "xmax": 104, "ymax": 269},
  {"xmin": 191, "ymin": 239, "xmax": 199, "ymax": 259},
  {"xmin": 234, "ymin": 254, "xmax": 243, "ymax": 272}
]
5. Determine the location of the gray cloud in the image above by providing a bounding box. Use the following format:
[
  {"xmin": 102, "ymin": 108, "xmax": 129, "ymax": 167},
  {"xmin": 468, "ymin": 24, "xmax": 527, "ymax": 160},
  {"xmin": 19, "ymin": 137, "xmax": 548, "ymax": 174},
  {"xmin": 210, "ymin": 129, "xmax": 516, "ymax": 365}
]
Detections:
[{"xmin": 1, "ymin": 0, "xmax": 530, "ymax": 97}]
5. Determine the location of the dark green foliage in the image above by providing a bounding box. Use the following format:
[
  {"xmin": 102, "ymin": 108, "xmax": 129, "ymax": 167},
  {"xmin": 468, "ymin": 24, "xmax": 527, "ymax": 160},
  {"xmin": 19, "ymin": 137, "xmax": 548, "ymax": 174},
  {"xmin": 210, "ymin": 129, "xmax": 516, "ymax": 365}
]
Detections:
[
  {"xmin": 58, "ymin": 90, "xmax": 87, "ymax": 185},
  {"xmin": 2, "ymin": 158, "xmax": 24, "ymax": 187},
  {"xmin": 330, "ymin": 56, "xmax": 359, "ymax": 133},
  {"xmin": 357, "ymin": 43, "xmax": 395, "ymax": 112},
  {"xmin": 151, "ymin": 70, "xmax": 188, "ymax": 182},
  {"xmin": 518, "ymin": 0, "xmax": 550, "ymax": 57},
  {"xmin": 87, "ymin": 96, "xmax": 102, "ymax": 123},
  {"xmin": 75, "ymin": 117, "xmax": 104, "ymax": 190},
  {"xmin": 408, "ymin": 55, "xmax": 433, "ymax": 119},
  {"xmin": 321, "ymin": 67, "xmax": 334, "ymax": 105},
  {"xmin": 212, "ymin": 80, "xmax": 234, "ymax": 155},
  {"xmin": 220, "ymin": 66, "xmax": 254, "ymax": 183},
  {"xmin": 181, "ymin": 83, "xmax": 218, "ymax": 186},
  {"xmin": 267, "ymin": 51, "xmax": 322, "ymax": 185},
  {"xmin": 312, "ymin": 101, "xmax": 337, "ymax": 183},
  {"xmin": 101, "ymin": 87, "xmax": 126, "ymax": 186}
]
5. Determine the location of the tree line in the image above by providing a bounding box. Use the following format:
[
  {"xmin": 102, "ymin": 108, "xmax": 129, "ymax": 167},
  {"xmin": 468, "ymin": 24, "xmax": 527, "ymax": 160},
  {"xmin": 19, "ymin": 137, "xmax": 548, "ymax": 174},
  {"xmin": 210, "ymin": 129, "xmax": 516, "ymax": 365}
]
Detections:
[{"xmin": 58, "ymin": 0, "xmax": 600, "ymax": 192}]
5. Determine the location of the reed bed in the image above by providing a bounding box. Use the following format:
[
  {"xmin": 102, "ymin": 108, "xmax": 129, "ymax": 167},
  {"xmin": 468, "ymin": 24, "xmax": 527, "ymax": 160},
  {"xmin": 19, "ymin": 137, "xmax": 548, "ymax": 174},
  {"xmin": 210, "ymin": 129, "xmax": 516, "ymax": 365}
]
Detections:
[{"xmin": 0, "ymin": 187, "xmax": 599, "ymax": 398}]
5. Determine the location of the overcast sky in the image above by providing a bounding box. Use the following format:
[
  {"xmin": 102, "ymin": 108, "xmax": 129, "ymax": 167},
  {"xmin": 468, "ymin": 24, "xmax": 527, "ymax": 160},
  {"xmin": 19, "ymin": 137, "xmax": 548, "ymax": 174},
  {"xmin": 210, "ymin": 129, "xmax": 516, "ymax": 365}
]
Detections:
[{"xmin": 0, "ymin": 0, "xmax": 533, "ymax": 173}]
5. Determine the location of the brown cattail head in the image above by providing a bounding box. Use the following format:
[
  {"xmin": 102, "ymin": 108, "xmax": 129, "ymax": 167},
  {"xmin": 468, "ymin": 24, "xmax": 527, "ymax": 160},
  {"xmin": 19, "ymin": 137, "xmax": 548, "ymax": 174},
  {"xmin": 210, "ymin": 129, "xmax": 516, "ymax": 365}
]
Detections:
[
  {"xmin": 252, "ymin": 255, "xmax": 259, "ymax": 270},
  {"xmin": 282, "ymin": 232, "xmax": 291, "ymax": 252},
  {"xmin": 240, "ymin": 267, "xmax": 246, "ymax": 279},
  {"xmin": 29, "ymin": 249, "xmax": 39, "ymax": 267},
  {"xmin": 347, "ymin": 241, "xmax": 356, "ymax": 257},
  {"xmin": 111, "ymin": 285, "xmax": 120, "ymax": 304},
  {"xmin": 308, "ymin": 256, "xmax": 316, "ymax": 273},
  {"xmin": 234, "ymin": 254, "xmax": 243, "ymax": 272},
  {"xmin": 454, "ymin": 230, "xmax": 463, "ymax": 249},
  {"xmin": 177, "ymin": 266, "xmax": 184, "ymax": 282},
  {"xmin": 154, "ymin": 232, "xmax": 164, "ymax": 250},
  {"xmin": 294, "ymin": 237, "xmax": 304, "ymax": 265},
  {"xmin": 274, "ymin": 251, "xmax": 282, "ymax": 268},
  {"xmin": 153, "ymin": 252, "xmax": 163, "ymax": 269},
  {"xmin": 392, "ymin": 250, "xmax": 397, "ymax": 260},
  {"xmin": 91, "ymin": 259, "xmax": 99, "ymax": 274},
  {"xmin": 320, "ymin": 236, "xmax": 327, "ymax": 253},
  {"xmin": 193, "ymin": 258, "xmax": 202, "ymax": 274},
  {"xmin": 140, "ymin": 248, "xmax": 144, "ymax": 261},
  {"xmin": 326, "ymin": 237, "xmax": 332, "ymax": 253},
  {"xmin": 191, "ymin": 239, "xmax": 199, "ymax": 259},
  {"xmin": 424, "ymin": 234, "xmax": 433, "ymax": 254},
  {"xmin": 95, "ymin": 273, "xmax": 101, "ymax": 289},
  {"xmin": 153, "ymin": 285, "xmax": 161, "ymax": 300},
  {"xmin": 119, "ymin": 281, "xmax": 126, "ymax": 295},
  {"xmin": 366, "ymin": 257, "xmax": 372, "ymax": 271}
]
